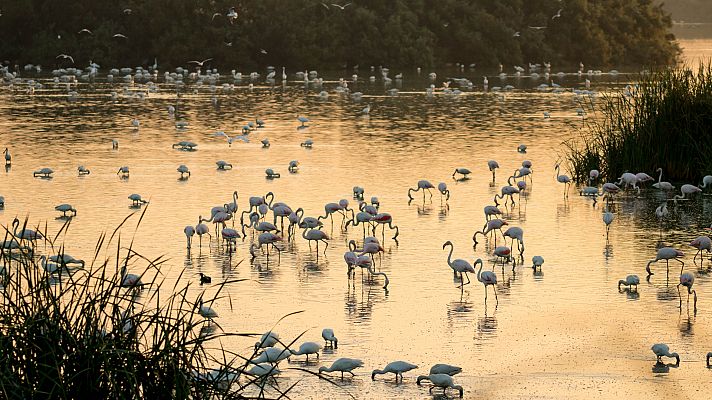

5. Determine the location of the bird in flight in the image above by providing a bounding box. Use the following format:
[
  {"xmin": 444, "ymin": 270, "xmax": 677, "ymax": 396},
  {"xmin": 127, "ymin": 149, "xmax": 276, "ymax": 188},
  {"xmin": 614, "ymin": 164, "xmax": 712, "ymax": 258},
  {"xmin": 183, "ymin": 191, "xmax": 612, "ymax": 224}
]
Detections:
[
  {"xmin": 188, "ymin": 58, "xmax": 213, "ymax": 66},
  {"xmin": 321, "ymin": 2, "xmax": 329, "ymax": 9},
  {"xmin": 552, "ymin": 8, "xmax": 562, "ymax": 19},
  {"xmin": 123, "ymin": 8, "xmax": 132, "ymax": 14},
  {"xmin": 113, "ymin": 33, "xmax": 127, "ymax": 39},
  {"xmin": 513, "ymin": 31, "xmax": 521, "ymax": 37},
  {"xmin": 78, "ymin": 28, "xmax": 93, "ymax": 35},
  {"xmin": 227, "ymin": 7, "xmax": 238, "ymax": 23},
  {"xmin": 56, "ymin": 54, "xmax": 74, "ymax": 64},
  {"xmin": 331, "ymin": 3, "xmax": 352, "ymax": 10},
  {"xmin": 528, "ymin": 26, "xmax": 547, "ymax": 30},
  {"xmin": 224, "ymin": 41, "xmax": 233, "ymax": 47},
  {"xmin": 260, "ymin": 49, "xmax": 268, "ymax": 55},
  {"xmin": 212, "ymin": 13, "xmax": 221, "ymax": 20}
]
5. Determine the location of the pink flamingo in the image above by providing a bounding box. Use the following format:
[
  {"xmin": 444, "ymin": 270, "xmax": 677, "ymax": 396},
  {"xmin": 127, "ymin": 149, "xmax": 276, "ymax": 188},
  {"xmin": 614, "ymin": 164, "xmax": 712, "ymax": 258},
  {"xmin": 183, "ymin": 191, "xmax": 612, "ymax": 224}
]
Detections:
[
  {"xmin": 646, "ymin": 247, "xmax": 684, "ymax": 277},
  {"xmin": 475, "ymin": 258, "xmax": 497, "ymax": 304},
  {"xmin": 678, "ymin": 272, "xmax": 697, "ymax": 312},
  {"xmin": 408, "ymin": 180, "xmax": 435, "ymax": 201},
  {"xmin": 473, "ymin": 219, "xmax": 508, "ymax": 246}
]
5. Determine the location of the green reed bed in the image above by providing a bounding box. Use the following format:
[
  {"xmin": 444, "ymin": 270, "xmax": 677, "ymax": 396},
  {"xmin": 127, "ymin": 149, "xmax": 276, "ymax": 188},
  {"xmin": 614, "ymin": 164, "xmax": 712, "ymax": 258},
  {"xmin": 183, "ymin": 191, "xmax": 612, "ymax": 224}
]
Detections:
[
  {"xmin": 0, "ymin": 213, "xmax": 326, "ymax": 399},
  {"xmin": 565, "ymin": 64, "xmax": 712, "ymax": 183}
]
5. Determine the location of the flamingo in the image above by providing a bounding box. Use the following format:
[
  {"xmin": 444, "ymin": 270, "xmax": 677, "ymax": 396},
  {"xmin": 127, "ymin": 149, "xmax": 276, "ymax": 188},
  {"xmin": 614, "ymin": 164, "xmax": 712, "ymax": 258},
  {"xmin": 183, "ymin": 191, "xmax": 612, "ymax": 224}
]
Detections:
[
  {"xmin": 249, "ymin": 232, "xmax": 283, "ymax": 261},
  {"xmin": 371, "ymin": 213, "xmax": 399, "ymax": 240},
  {"xmin": 651, "ymin": 344, "xmax": 679, "ymax": 364},
  {"xmin": 117, "ymin": 166, "xmax": 129, "ymax": 177},
  {"xmin": 652, "ymin": 168, "xmax": 675, "ymax": 191},
  {"xmin": 198, "ymin": 299, "xmax": 218, "ymax": 320},
  {"xmin": 416, "ymin": 364, "xmax": 462, "ymax": 383},
  {"xmin": 646, "ymin": 247, "xmax": 684, "ymax": 276},
  {"xmin": 319, "ymin": 358, "xmax": 364, "ymax": 379},
  {"xmin": 602, "ymin": 182, "xmax": 620, "ymax": 201},
  {"xmin": 473, "ymin": 219, "xmax": 508, "ymax": 246},
  {"xmin": 674, "ymin": 184, "xmax": 702, "ymax": 205},
  {"xmin": 3, "ymin": 148, "xmax": 10, "ymax": 166},
  {"xmin": 371, "ymin": 361, "xmax": 418, "ymax": 382},
  {"xmin": 618, "ymin": 275, "xmax": 639, "ymax": 291},
  {"xmin": 11, "ymin": 218, "xmax": 44, "ymax": 242},
  {"xmin": 196, "ymin": 217, "xmax": 211, "ymax": 247},
  {"xmin": 488, "ymin": 160, "xmax": 500, "ymax": 181},
  {"xmin": 322, "ymin": 328, "xmax": 338, "ymax": 348},
  {"xmin": 290, "ymin": 342, "xmax": 322, "ymax": 362},
  {"xmin": 452, "ymin": 168, "xmax": 471, "ymax": 179},
  {"xmin": 531, "ymin": 256, "xmax": 544, "ymax": 271},
  {"xmin": 494, "ymin": 185, "xmax": 519, "ymax": 206},
  {"xmin": 353, "ymin": 186, "xmax": 365, "ymax": 199},
  {"xmin": 243, "ymin": 212, "xmax": 279, "ymax": 237},
  {"xmin": 221, "ymin": 228, "xmax": 240, "ymax": 250},
  {"xmin": 345, "ymin": 211, "xmax": 375, "ymax": 238},
  {"xmin": 655, "ymin": 203, "xmax": 668, "ymax": 239},
  {"xmin": 554, "ymin": 163, "xmax": 571, "ymax": 197},
  {"xmin": 484, "ymin": 205, "xmax": 502, "ymax": 220},
  {"xmin": 408, "ymin": 180, "xmax": 435, "ymax": 201},
  {"xmin": 438, "ymin": 182, "xmax": 450, "ymax": 200},
  {"xmin": 417, "ymin": 374, "xmax": 464, "ymax": 397},
  {"xmin": 288, "ymin": 160, "xmax": 299, "ymax": 172},
  {"xmin": 475, "ymin": 258, "xmax": 498, "ymax": 303},
  {"xmin": 700, "ymin": 175, "xmax": 712, "ymax": 192},
  {"xmin": 589, "ymin": 169, "xmax": 600, "ymax": 184},
  {"xmin": 503, "ymin": 227, "xmax": 524, "ymax": 255},
  {"xmin": 442, "ymin": 241, "xmax": 474, "ymax": 284},
  {"xmin": 184, "ymin": 226, "xmax": 195, "ymax": 248},
  {"xmin": 349, "ymin": 239, "xmax": 384, "ymax": 259},
  {"xmin": 603, "ymin": 210, "xmax": 614, "ymax": 239},
  {"xmin": 690, "ymin": 236, "xmax": 712, "ymax": 263},
  {"xmin": 265, "ymin": 168, "xmax": 280, "ymax": 178},
  {"xmin": 636, "ymin": 172, "xmax": 655, "ymax": 187},
  {"xmin": 617, "ymin": 172, "xmax": 639, "ymax": 193},
  {"xmin": 77, "ymin": 165, "xmax": 90, "ymax": 175},
  {"xmin": 216, "ymin": 160, "xmax": 233, "ymax": 170},
  {"xmin": 120, "ymin": 265, "xmax": 143, "ymax": 288},
  {"xmin": 493, "ymin": 246, "xmax": 512, "ymax": 268},
  {"xmin": 303, "ymin": 229, "xmax": 329, "ymax": 254},
  {"xmin": 344, "ymin": 251, "xmax": 358, "ymax": 278},
  {"xmin": 678, "ymin": 272, "xmax": 698, "ymax": 311}
]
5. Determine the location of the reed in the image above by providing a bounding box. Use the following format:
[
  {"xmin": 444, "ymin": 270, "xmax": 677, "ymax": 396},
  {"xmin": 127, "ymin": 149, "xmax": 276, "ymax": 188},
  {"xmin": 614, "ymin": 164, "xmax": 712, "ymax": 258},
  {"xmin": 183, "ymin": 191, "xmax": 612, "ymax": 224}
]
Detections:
[
  {"xmin": 0, "ymin": 213, "xmax": 329, "ymax": 399},
  {"xmin": 565, "ymin": 64, "xmax": 712, "ymax": 184}
]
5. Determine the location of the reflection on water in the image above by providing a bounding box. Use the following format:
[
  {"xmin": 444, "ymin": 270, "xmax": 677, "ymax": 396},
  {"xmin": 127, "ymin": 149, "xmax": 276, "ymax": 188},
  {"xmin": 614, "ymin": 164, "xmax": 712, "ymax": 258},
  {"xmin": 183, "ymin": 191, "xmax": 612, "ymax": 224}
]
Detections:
[{"xmin": 2, "ymin": 44, "xmax": 712, "ymax": 397}]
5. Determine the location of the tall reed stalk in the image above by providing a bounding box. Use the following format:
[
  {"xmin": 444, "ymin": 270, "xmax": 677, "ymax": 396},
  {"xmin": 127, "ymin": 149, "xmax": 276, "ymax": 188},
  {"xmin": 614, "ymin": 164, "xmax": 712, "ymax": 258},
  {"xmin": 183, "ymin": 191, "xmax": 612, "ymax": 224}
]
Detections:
[{"xmin": 565, "ymin": 64, "xmax": 712, "ymax": 183}]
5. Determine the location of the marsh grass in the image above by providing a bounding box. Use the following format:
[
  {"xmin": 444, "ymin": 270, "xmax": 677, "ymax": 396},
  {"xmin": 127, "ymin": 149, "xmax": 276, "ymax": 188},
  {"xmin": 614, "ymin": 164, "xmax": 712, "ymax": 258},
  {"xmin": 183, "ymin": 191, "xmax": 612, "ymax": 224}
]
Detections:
[
  {"xmin": 0, "ymin": 209, "xmax": 339, "ymax": 399},
  {"xmin": 565, "ymin": 64, "xmax": 712, "ymax": 183}
]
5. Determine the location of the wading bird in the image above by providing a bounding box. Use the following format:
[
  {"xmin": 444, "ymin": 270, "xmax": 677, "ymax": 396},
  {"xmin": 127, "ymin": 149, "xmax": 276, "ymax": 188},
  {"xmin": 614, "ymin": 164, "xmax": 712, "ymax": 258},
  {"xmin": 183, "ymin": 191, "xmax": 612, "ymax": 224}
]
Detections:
[{"xmin": 371, "ymin": 361, "xmax": 418, "ymax": 382}]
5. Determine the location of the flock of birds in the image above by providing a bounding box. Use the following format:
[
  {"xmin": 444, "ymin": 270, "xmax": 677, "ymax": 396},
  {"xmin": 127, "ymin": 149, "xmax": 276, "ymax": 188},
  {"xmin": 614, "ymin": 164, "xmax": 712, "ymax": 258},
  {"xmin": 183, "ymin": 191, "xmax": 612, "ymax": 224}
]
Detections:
[{"xmin": 1, "ymin": 64, "xmax": 712, "ymax": 397}]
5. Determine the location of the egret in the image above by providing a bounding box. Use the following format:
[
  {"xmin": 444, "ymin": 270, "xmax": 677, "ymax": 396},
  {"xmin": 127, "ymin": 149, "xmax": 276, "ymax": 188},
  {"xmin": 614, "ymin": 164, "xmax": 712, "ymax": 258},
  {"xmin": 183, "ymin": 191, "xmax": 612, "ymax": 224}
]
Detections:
[
  {"xmin": 198, "ymin": 300, "xmax": 217, "ymax": 320},
  {"xmin": 371, "ymin": 361, "xmax": 418, "ymax": 382}
]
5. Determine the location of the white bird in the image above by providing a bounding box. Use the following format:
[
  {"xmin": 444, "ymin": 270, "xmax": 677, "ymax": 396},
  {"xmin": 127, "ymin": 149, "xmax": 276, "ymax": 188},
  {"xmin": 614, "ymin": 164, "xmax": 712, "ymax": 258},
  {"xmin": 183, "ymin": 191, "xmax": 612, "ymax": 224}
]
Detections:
[
  {"xmin": 652, "ymin": 168, "xmax": 675, "ymax": 191},
  {"xmin": 416, "ymin": 373, "xmax": 464, "ymax": 397},
  {"xmin": 319, "ymin": 358, "xmax": 364, "ymax": 379},
  {"xmin": 188, "ymin": 58, "xmax": 212, "ymax": 67},
  {"xmin": 618, "ymin": 275, "xmax": 640, "ymax": 291},
  {"xmin": 331, "ymin": 3, "xmax": 352, "ymax": 10},
  {"xmin": 700, "ymin": 175, "xmax": 712, "ymax": 192},
  {"xmin": 246, "ymin": 363, "xmax": 280, "ymax": 377},
  {"xmin": 674, "ymin": 184, "xmax": 702, "ymax": 205},
  {"xmin": 646, "ymin": 247, "xmax": 685, "ymax": 276},
  {"xmin": 371, "ymin": 361, "xmax": 418, "ymax": 382},
  {"xmin": 651, "ymin": 343, "xmax": 679, "ymax": 364},
  {"xmin": 198, "ymin": 299, "xmax": 217, "ymax": 320},
  {"xmin": 290, "ymin": 342, "xmax": 322, "ymax": 362},
  {"xmin": 251, "ymin": 347, "xmax": 291, "ymax": 364},
  {"xmin": 554, "ymin": 163, "xmax": 572, "ymax": 197},
  {"xmin": 488, "ymin": 160, "xmax": 500, "ymax": 180},
  {"xmin": 120, "ymin": 265, "xmax": 143, "ymax": 288},
  {"xmin": 54, "ymin": 204, "xmax": 77, "ymax": 217},
  {"xmin": 255, "ymin": 331, "xmax": 280, "ymax": 349},
  {"xmin": 56, "ymin": 54, "xmax": 74, "ymax": 64},
  {"xmin": 322, "ymin": 328, "xmax": 338, "ymax": 348},
  {"xmin": 603, "ymin": 210, "xmax": 614, "ymax": 239},
  {"xmin": 77, "ymin": 28, "xmax": 92, "ymax": 35},
  {"xmin": 128, "ymin": 193, "xmax": 147, "ymax": 206},
  {"xmin": 417, "ymin": 364, "xmax": 462, "ymax": 382},
  {"xmin": 113, "ymin": 33, "xmax": 127, "ymax": 39}
]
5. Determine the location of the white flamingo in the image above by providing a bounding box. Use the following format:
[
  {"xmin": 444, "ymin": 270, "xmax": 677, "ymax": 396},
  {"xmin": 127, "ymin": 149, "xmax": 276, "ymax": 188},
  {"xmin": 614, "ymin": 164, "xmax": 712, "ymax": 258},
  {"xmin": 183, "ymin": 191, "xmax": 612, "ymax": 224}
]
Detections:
[
  {"xmin": 408, "ymin": 180, "xmax": 435, "ymax": 201},
  {"xmin": 674, "ymin": 184, "xmax": 702, "ymax": 205},
  {"xmin": 442, "ymin": 241, "xmax": 474, "ymax": 285},
  {"xmin": 678, "ymin": 272, "xmax": 698, "ymax": 311},
  {"xmin": 690, "ymin": 236, "xmax": 711, "ymax": 263},
  {"xmin": 554, "ymin": 163, "xmax": 571, "ymax": 197},
  {"xmin": 652, "ymin": 168, "xmax": 675, "ymax": 191},
  {"xmin": 651, "ymin": 343, "xmax": 679, "ymax": 364},
  {"xmin": 476, "ymin": 258, "xmax": 497, "ymax": 304},
  {"xmin": 618, "ymin": 275, "xmax": 639, "ymax": 291}
]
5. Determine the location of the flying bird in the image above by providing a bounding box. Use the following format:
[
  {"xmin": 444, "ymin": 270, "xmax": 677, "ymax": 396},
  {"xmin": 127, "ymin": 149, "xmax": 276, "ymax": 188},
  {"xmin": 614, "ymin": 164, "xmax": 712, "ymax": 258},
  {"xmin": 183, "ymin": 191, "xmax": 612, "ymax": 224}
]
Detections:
[
  {"xmin": 123, "ymin": 8, "xmax": 132, "ymax": 14},
  {"xmin": 260, "ymin": 49, "xmax": 268, "ymax": 54},
  {"xmin": 188, "ymin": 58, "xmax": 213, "ymax": 66},
  {"xmin": 56, "ymin": 54, "xmax": 74, "ymax": 64},
  {"xmin": 113, "ymin": 33, "xmax": 127, "ymax": 39},
  {"xmin": 78, "ymin": 28, "xmax": 93, "ymax": 35},
  {"xmin": 513, "ymin": 31, "xmax": 521, "ymax": 37},
  {"xmin": 321, "ymin": 2, "xmax": 330, "ymax": 9},
  {"xmin": 552, "ymin": 8, "xmax": 562, "ymax": 19},
  {"xmin": 331, "ymin": 3, "xmax": 352, "ymax": 9},
  {"xmin": 529, "ymin": 26, "xmax": 547, "ymax": 30},
  {"xmin": 211, "ymin": 12, "xmax": 221, "ymax": 20}
]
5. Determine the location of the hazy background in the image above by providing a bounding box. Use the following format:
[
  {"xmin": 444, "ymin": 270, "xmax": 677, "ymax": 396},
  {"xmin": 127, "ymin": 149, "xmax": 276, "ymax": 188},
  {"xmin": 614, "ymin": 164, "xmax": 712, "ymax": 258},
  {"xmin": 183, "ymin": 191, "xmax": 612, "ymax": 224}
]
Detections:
[{"xmin": 665, "ymin": 0, "xmax": 712, "ymax": 37}]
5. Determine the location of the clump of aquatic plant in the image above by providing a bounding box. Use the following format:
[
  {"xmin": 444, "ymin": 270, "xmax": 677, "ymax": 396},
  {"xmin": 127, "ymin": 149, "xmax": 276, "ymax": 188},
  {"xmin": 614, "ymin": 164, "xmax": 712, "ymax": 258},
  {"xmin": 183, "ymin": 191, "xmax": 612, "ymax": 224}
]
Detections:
[
  {"xmin": 565, "ymin": 63, "xmax": 712, "ymax": 183},
  {"xmin": 0, "ymin": 212, "xmax": 328, "ymax": 399}
]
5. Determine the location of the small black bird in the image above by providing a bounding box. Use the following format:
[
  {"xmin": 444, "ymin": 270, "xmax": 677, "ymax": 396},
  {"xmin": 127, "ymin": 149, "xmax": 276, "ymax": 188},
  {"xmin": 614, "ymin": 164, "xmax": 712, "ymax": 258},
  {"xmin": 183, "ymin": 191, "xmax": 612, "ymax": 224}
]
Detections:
[{"xmin": 198, "ymin": 273, "xmax": 212, "ymax": 284}]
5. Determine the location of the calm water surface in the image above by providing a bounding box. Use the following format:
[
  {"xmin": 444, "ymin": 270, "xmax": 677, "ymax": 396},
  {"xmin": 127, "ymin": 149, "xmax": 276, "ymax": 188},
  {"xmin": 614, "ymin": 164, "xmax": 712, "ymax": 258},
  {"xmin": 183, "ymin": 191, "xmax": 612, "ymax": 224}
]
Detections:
[{"xmin": 1, "ymin": 42, "xmax": 712, "ymax": 399}]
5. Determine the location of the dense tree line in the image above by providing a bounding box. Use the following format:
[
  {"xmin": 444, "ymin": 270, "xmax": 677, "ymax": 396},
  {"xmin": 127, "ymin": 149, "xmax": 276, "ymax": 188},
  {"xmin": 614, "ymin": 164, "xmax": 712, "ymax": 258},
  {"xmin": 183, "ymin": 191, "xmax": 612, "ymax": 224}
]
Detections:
[{"xmin": 0, "ymin": 0, "xmax": 679, "ymax": 71}]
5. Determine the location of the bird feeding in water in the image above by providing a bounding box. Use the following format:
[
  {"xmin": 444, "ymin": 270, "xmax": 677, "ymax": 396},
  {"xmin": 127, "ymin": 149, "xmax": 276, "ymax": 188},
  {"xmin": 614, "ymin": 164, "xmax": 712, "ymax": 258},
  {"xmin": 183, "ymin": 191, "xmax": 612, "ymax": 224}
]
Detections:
[
  {"xmin": 618, "ymin": 275, "xmax": 640, "ymax": 291},
  {"xmin": 318, "ymin": 358, "xmax": 364, "ymax": 379},
  {"xmin": 371, "ymin": 361, "xmax": 419, "ymax": 382},
  {"xmin": 651, "ymin": 343, "xmax": 679, "ymax": 365},
  {"xmin": 54, "ymin": 204, "xmax": 77, "ymax": 217},
  {"xmin": 646, "ymin": 247, "xmax": 684, "ymax": 277},
  {"xmin": 452, "ymin": 168, "xmax": 471, "ymax": 179},
  {"xmin": 678, "ymin": 272, "xmax": 697, "ymax": 312}
]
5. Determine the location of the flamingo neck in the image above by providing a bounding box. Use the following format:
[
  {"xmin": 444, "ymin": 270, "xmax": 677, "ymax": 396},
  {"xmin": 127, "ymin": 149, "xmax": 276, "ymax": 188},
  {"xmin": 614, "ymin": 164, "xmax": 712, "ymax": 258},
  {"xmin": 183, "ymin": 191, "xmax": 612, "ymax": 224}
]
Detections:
[
  {"xmin": 446, "ymin": 244, "xmax": 454, "ymax": 267},
  {"xmin": 476, "ymin": 260, "xmax": 483, "ymax": 282}
]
